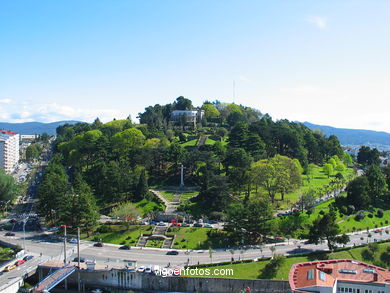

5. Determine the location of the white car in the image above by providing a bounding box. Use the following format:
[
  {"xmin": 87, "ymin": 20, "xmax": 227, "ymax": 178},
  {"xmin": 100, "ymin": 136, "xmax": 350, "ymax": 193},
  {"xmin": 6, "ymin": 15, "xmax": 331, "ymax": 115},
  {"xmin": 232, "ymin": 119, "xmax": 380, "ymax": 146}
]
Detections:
[
  {"xmin": 157, "ymin": 222, "xmax": 166, "ymax": 226},
  {"xmin": 69, "ymin": 238, "xmax": 78, "ymax": 244},
  {"xmin": 137, "ymin": 266, "xmax": 146, "ymax": 273},
  {"xmin": 204, "ymin": 223, "xmax": 213, "ymax": 228},
  {"xmin": 144, "ymin": 267, "xmax": 153, "ymax": 274}
]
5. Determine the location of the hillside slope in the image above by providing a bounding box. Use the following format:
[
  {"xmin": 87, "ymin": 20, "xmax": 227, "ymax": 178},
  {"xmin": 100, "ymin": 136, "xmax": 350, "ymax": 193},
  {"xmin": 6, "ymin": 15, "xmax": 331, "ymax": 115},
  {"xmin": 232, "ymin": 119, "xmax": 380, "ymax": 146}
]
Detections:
[
  {"xmin": 0, "ymin": 121, "xmax": 82, "ymax": 135},
  {"xmin": 302, "ymin": 122, "xmax": 390, "ymax": 146}
]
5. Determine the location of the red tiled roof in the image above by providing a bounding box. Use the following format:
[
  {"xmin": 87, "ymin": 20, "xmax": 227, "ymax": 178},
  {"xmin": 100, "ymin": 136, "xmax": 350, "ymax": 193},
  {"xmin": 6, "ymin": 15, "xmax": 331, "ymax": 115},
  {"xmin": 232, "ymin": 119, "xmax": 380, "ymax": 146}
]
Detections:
[
  {"xmin": 289, "ymin": 259, "xmax": 390, "ymax": 291},
  {"xmin": 0, "ymin": 129, "xmax": 17, "ymax": 135}
]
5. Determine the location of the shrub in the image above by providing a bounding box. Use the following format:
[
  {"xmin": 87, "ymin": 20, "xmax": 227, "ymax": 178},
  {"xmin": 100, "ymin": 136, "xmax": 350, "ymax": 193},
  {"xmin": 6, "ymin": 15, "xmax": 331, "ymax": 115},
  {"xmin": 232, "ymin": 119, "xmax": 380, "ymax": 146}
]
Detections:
[
  {"xmin": 339, "ymin": 206, "xmax": 348, "ymax": 215},
  {"xmin": 386, "ymin": 220, "xmax": 389, "ymax": 225},
  {"xmin": 361, "ymin": 248, "xmax": 374, "ymax": 261},
  {"xmin": 368, "ymin": 213, "xmax": 373, "ymax": 218},
  {"xmin": 347, "ymin": 205, "xmax": 355, "ymax": 215},
  {"xmin": 355, "ymin": 211, "xmax": 366, "ymax": 221},
  {"xmin": 259, "ymin": 254, "xmax": 285, "ymax": 279},
  {"xmin": 377, "ymin": 209, "xmax": 384, "ymax": 218},
  {"xmin": 319, "ymin": 210, "xmax": 325, "ymax": 215}
]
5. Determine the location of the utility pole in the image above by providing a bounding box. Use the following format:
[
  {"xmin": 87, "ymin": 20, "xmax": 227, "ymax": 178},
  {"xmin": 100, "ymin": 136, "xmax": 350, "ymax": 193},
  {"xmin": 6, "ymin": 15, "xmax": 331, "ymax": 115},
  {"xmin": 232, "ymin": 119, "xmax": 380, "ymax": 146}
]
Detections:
[
  {"xmin": 60, "ymin": 224, "xmax": 70, "ymax": 291},
  {"xmin": 78, "ymin": 227, "xmax": 81, "ymax": 292}
]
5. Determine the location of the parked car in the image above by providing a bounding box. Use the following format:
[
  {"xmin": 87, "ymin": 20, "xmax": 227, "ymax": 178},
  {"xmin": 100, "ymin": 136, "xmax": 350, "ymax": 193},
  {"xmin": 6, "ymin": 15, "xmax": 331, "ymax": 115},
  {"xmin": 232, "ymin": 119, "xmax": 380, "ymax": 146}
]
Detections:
[
  {"xmin": 119, "ymin": 245, "xmax": 131, "ymax": 250},
  {"xmin": 91, "ymin": 289, "xmax": 103, "ymax": 293},
  {"xmin": 69, "ymin": 238, "xmax": 78, "ymax": 244},
  {"xmin": 137, "ymin": 266, "xmax": 146, "ymax": 273},
  {"xmin": 8, "ymin": 219, "xmax": 17, "ymax": 223},
  {"xmin": 374, "ymin": 229, "xmax": 382, "ymax": 233},
  {"xmin": 5, "ymin": 232, "xmax": 15, "ymax": 236},
  {"xmin": 15, "ymin": 259, "xmax": 26, "ymax": 266},
  {"xmin": 166, "ymin": 250, "xmax": 179, "ymax": 255},
  {"xmin": 3, "ymin": 264, "xmax": 16, "ymax": 272},
  {"xmin": 157, "ymin": 222, "xmax": 166, "ymax": 226},
  {"xmin": 94, "ymin": 242, "xmax": 103, "ymax": 247},
  {"xmin": 193, "ymin": 223, "xmax": 203, "ymax": 227},
  {"xmin": 204, "ymin": 223, "xmax": 213, "ymax": 228},
  {"xmin": 144, "ymin": 267, "xmax": 153, "ymax": 274},
  {"xmin": 182, "ymin": 223, "xmax": 190, "ymax": 227},
  {"xmin": 73, "ymin": 257, "xmax": 85, "ymax": 263},
  {"xmin": 150, "ymin": 221, "xmax": 157, "ymax": 225},
  {"xmin": 23, "ymin": 255, "xmax": 34, "ymax": 261}
]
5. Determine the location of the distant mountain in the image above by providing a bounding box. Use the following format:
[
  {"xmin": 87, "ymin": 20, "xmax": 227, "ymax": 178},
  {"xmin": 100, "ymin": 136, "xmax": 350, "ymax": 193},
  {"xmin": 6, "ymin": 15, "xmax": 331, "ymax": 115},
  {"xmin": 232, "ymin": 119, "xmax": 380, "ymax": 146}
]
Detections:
[
  {"xmin": 302, "ymin": 122, "xmax": 390, "ymax": 146},
  {"xmin": 0, "ymin": 121, "xmax": 83, "ymax": 135}
]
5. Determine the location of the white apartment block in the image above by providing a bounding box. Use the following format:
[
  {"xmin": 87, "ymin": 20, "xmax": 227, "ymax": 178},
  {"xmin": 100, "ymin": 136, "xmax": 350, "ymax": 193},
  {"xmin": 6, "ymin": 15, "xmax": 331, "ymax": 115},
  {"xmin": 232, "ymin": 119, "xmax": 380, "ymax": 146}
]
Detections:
[{"xmin": 0, "ymin": 130, "xmax": 20, "ymax": 174}]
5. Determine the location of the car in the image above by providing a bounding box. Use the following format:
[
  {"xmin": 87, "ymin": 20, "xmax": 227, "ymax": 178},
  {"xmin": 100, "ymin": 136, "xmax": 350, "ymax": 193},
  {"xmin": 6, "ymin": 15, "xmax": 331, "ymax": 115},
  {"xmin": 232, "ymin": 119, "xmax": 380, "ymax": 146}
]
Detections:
[
  {"xmin": 5, "ymin": 232, "xmax": 15, "ymax": 236},
  {"xmin": 15, "ymin": 259, "xmax": 26, "ymax": 266},
  {"xmin": 119, "ymin": 245, "xmax": 131, "ymax": 250},
  {"xmin": 137, "ymin": 266, "xmax": 146, "ymax": 273},
  {"xmin": 166, "ymin": 250, "xmax": 179, "ymax": 255},
  {"xmin": 47, "ymin": 226, "xmax": 59, "ymax": 232},
  {"xmin": 182, "ymin": 223, "xmax": 190, "ymax": 227},
  {"xmin": 3, "ymin": 264, "xmax": 16, "ymax": 272},
  {"xmin": 193, "ymin": 223, "xmax": 203, "ymax": 227},
  {"xmin": 73, "ymin": 257, "xmax": 85, "ymax": 263},
  {"xmin": 157, "ymin": 222, "xmax": 166, "ymax": 226},
  {"xmin": 91, "ymin": 289, "xmax": 103, "ymax": 293},
  {"xmin": 23, "ymin": 255, "xmax": 34, "ymax": 261},
  {"xmin": 204, "ymin": 223, "xmax": 213, "ymax": 228},
  {"xmin": 9, "ymin": 219, "xmax": 17, "ymax": 223},
  {"xmin": 374, "ymin": 229, "xmax": 382, "ymax": 233},
  {"xmin": 69, "ymin": 238, "xmax": 78, "ymax": 244},
  {"xmin": 144, "ymin": 267, "xmax": 153, "ymax": 274},
  {"xmin": 94, "ymin": 242, "xmax": 103, "ymax": 247},
  {"xmin": 150, "ymin": 221, "xmax": 157, "ymax": 225}
]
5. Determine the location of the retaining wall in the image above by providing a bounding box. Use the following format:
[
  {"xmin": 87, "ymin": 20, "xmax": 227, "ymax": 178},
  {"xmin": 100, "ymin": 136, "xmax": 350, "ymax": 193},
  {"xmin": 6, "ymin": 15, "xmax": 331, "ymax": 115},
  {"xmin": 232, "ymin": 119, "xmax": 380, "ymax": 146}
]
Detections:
[{"xmin": 38, "ymin": 266, "xmax": 291, "ymax": 293}]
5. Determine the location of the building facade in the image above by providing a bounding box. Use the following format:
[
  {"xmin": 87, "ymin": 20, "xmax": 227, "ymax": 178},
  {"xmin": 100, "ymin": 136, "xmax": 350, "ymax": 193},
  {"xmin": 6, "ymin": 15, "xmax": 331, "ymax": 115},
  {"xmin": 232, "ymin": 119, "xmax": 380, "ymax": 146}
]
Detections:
[
  {"xmin": 289, "ymin": 259, "xmax": 390, "ymax": 293},
  {"xmin": 170, "ymin": 110, "xmax": 205, "ymax": 123},
  {"xmin": 0, "ymin": 130, "xmax": 20, "ymax": 174}
]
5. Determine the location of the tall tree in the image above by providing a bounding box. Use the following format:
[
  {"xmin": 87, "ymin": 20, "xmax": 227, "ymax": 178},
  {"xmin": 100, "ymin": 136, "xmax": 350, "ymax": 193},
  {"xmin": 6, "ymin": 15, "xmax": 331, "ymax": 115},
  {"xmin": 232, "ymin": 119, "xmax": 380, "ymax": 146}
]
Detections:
[
  {"xmin": 307, "ymin": 208, "xmax": 350, "ymax": 251},
  {"xmin": 345, "ymin": 176, "xmax": 370, "ymax": 210}
]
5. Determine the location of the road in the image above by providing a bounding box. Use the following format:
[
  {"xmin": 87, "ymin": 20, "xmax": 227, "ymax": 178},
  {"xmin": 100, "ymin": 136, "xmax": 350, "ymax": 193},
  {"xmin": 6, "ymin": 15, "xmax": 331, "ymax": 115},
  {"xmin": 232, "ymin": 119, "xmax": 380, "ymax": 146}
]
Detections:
[{"xmin": 2, "ymin": 226, "xmax": 390, "ymax": 272}]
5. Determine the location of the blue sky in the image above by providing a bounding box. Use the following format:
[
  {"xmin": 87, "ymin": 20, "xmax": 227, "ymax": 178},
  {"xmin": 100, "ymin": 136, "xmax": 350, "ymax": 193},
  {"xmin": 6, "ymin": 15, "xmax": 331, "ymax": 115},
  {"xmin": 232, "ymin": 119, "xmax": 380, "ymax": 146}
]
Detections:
[{"xmin": 1, "ymin": 0, "xmax": 390, "ymax": 132}]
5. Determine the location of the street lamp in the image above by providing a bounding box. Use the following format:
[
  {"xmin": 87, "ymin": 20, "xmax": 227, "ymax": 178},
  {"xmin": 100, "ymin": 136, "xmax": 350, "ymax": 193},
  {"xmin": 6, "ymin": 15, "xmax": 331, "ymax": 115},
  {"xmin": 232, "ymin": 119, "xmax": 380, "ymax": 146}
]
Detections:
[{"xmin": 60, "ymin": 224, "xmax": 72, "ymax": 264}]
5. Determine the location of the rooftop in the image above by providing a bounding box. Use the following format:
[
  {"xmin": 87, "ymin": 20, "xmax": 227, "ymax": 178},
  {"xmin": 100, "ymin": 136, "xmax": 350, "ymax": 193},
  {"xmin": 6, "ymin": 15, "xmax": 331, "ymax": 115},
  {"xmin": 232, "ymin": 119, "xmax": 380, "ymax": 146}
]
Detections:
[{"xmin": 289, "ymin": 259, "xmax": 390, "ymax": 291}]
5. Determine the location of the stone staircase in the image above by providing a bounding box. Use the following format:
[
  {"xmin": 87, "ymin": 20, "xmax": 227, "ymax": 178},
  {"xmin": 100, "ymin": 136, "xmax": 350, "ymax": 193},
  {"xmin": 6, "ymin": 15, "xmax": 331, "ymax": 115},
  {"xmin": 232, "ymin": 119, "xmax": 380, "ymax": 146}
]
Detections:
[
  {"xmin": 162, "ymin": 237, "xmax": 174, "ymax": 249},
  {"xmin": 153, "ymin": 225, "xmax": 168, "ymax": 236},
  {"xmin": 136, "ymin": 236, "xmax": 148, "ymax": 247}
]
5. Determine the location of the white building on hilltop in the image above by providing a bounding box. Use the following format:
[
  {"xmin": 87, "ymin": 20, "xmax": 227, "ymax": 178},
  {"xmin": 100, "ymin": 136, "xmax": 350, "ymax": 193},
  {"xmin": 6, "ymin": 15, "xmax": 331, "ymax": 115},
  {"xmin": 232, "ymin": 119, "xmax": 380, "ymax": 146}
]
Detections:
[
  {"xmin": 0, "ymin": 130, "xmax": 20, "ymax": 174},
  {"xmin": 170, "ymin": 110, "xmax": 205, "ymax": 124}
]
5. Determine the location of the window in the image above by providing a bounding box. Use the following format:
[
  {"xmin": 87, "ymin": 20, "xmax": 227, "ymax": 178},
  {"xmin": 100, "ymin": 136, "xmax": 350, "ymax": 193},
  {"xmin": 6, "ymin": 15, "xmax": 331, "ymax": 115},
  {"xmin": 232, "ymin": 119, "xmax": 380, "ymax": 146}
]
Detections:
[
  {"xmin": 349, "ymin": 288, "xmax": 352, "ymax": 293},
  {"xmin": 339, "ymin": 269, "xmax": 357, "ymax": 274},
  {"xmin": 319, "ymin": 271, "xmax": 326, "ymax": 281},
  {"xmin": 307, "ymin": 269, "xmax": 314, "ymax": 280}
]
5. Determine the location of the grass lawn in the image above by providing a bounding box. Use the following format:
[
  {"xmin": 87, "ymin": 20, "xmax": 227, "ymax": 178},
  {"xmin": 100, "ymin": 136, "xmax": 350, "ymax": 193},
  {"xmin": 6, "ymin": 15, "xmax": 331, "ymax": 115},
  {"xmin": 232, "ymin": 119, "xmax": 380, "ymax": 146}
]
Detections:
[
  {"xmin": 181, "ymin": 139, "xmax": 198, "ymax": 147},
  {"xmin": 205, "ymin": 137, "xmax": 216, "ymax": 145},
  {"xmin": 187, "ymin": 241, "xmax": 390, "ymax": 280},
  {"xmin": 0, "ymin": 246, "xmax": 14, "ymax": 262},
  {"xmin": 249, "ymin": 166, "xmax": 355, "ymax": 210},
  {"xmin": 159, "ymin": 191, "xmax": 177, "ymax": 202},
  {"xmin": 275, "ymin": 194, "xmax": 390, "ymax": 237},
  {"xmin": 158, "ymin": 191, "xmax": 198, "ymax": 202},
  {"xmin": 146, "ymin": 239, "xmax": 163, "ymax": 248},
  {"xmin": 82, "ymin": 224, "xmax": 152, "ymax": 246},
  {"xmin": 135, "ymin": 198, "xmax": 165, "ymax": 216},
  {"xmin": 168, "ymin": 227, "xmax": 230, "ymax": 249}
]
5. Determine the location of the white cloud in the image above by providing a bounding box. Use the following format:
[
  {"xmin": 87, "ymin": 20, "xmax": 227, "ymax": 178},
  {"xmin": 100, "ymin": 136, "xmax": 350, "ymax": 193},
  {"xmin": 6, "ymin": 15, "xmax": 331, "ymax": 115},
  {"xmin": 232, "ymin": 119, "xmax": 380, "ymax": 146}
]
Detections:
[
  {"xmin": 0, "ymin": 101, "xmax": 127, "ymax": 123},
  {"xmin": 0, "ymin": 98, "xmax": 12, "ymax": 104},
  {"xmin": 306, "ymin": 16, "xmax": 328, "ymax": 30}
]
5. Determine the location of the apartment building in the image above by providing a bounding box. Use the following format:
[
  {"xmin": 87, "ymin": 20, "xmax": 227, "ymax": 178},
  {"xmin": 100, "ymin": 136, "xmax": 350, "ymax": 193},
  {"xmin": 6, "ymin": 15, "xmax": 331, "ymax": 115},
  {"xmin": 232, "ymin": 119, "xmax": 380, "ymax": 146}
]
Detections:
[
  {"xmin": 289, "ymin": 259, "xmax": 390, "ymax": 293},
  {"xmin": 0, "ymin": 130, "xmax": 20, "ymax": 173}
]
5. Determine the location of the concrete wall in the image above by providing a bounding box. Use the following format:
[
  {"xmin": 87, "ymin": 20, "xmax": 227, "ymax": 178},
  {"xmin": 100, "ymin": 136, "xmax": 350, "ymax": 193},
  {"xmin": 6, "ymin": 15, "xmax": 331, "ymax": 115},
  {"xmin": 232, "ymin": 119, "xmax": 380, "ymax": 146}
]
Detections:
[
  {"xmin": 38, "ymin": 267, "xmax": 291, "ymax": 293},
  {"xmin": 0, "ymin": 278, "xmax": 24, "ymax": 293}
]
